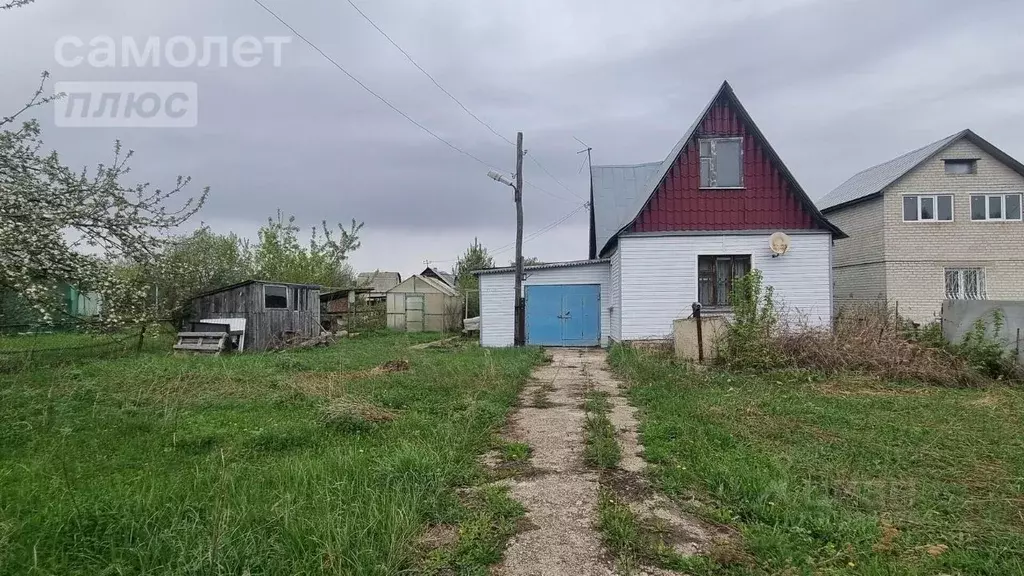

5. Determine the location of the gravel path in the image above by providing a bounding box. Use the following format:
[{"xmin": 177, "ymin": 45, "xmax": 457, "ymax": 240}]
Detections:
[
  {"xmin": 491, "ymin": 348, "xmax": 718, "ymax": 575},
  {"xmin": 493, "ymin": 348, "xmax": 613, "ymax": 576}
]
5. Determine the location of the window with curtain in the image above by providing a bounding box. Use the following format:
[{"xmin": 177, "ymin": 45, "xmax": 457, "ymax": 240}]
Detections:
[{"xmin": 697, "ymin": 255, "xmax": 752, "ymax": 307}]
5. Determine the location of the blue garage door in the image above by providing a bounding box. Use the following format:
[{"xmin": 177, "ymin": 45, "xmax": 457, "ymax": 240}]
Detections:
[{"xmin": 525, "ymin": 284, "xmax": 601, "ymax": 346}]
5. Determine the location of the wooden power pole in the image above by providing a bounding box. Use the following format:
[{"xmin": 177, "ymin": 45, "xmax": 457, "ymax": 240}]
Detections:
[{"xmin": 513, "ymin": 132, "xmax": 525, "ymax": 347}]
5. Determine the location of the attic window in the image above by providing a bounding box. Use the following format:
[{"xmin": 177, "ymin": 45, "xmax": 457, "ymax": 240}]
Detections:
[
  {"xmin": 944, "ymin": 159, "xmax": 977, "ymax": 175},
  {"xmin": 264, "ymin": 284, "xmax": 289, "ymax": 309},
  {"xmin": 699, "ymin": 137, "xmax": 744, "ymax": 188}
]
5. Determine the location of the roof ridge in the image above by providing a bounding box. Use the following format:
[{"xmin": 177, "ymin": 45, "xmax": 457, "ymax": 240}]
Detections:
[
  {"xmin": 847, "ymin": 130, "xmax": 964, "ymax": 181},
  {"xmin": 818, "ymin": 130, "xmax": 969, "ymax": 211}
]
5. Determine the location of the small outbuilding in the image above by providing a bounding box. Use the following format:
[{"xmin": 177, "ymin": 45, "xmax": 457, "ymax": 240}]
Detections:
[
  {"xmin": 356, "ymin": 271, "xmax": 402, "ymax": 303},
  {"xmin": 189, "ymin": 280, "xmax": 321, "ymax": 351},
  {"xmin": 386, "ymin": 275, "xmax": 462, "ymax": 332}
]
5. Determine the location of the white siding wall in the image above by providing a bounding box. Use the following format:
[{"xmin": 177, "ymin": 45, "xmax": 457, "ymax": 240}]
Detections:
[
  {"xmin": 610, "ymin": 248, "xmax": 622, "ymax": 341},
  {"xmin": 478, "ymin": 262, "xmax": 612, "ymax": 347},
  {"xmin": 619, "ymin": 233, "xmax": 833, "ymax": 340}
]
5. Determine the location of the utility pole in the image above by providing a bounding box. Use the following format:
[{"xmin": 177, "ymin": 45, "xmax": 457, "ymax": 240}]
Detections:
[
  {"xmin": 513, "ymin": 132, "xmax": 525, "ymax": 347},
  {"xmin": 486, "ymin": 133, "xmax": 526, "ymax": 347},
  {"xmin": 575, "ymin": 137, "xmax": 593, "ymax": 175}
]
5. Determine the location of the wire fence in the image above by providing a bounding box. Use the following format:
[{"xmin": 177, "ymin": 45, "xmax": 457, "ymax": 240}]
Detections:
[{"xmin": 0, "ymin": 326, "xmax": 164, "ymax": 374}]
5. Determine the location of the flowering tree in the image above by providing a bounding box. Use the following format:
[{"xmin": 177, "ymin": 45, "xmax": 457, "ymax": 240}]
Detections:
[{"xmin": 0, "ymin": 73, "xmax": 208, "ymax": 327}]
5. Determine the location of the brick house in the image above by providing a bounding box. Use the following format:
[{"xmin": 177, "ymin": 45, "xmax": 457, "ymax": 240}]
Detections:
[
  {"xmin": 474, "ymin": 81, "xmax": 844, "ymax": 347},
  {"xmin": 817, "ymin": 130, "xmax": 1024, "ymax": 325}
]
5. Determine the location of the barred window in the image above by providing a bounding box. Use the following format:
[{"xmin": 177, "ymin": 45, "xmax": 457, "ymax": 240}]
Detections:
[
  {"xmin": 944, "ymin": 268, "xmax": 985, "ymax": 300},
  {"xmin": 698, "ymin": 255, "xmax": 751, "ymax": 307}
]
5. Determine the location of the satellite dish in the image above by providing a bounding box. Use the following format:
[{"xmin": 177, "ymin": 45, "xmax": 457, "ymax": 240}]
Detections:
[{"xmin": 769, "ymin": 232, "xmax": 791, "ymax": 257}]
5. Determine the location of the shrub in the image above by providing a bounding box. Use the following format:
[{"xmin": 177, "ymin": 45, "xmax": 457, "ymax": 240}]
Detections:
[
  {"xmin": 716, "ymin": 273, "xmax": 1014, "ymax": 386},
  {"xmin": 956, "ymin": 311, "xmax": 1020, "ymax": 380},
  {"xmin": 718, "ymin": 269, "xmax": 783, "ymax": 371},
  {"xmin": 773, "ymin": 306, "xmax": 982, "ymax": 387}
]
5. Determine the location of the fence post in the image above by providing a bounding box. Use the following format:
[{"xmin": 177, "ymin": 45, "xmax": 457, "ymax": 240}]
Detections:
[
  {"xmin": 136, "ymin": 324, "xmax": 146, "ymax": 353},
  {"xmin": 692, "ymin": 302, "xmax": 704, "ymax": 363}
]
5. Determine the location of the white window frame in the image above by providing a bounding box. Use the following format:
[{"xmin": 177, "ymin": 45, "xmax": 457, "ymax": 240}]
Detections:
[
  {"xmin": 944, "ymin": 268, "xmax": 986, "ymax": 300},
  {"xmin": 263, "ymin": 284, "xmax": 290, "ymax": 310},
  {"xmin": 969, "ymin": 193, "xmax": 1023, "ymax": 222},
  {"xmin": 901, "ymin": 193, "xmax": 954, "ymax": 222},
  {"xmin": 698, "ymin": 137, "xmax": 744, "ymax": 189}
]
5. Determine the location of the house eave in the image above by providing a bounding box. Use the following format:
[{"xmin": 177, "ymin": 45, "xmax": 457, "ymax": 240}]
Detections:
[
  {"xmin": 820, "ymin": 192, "xmax": 884, "ymax": 215},
  {"xmin": 473, "ymin": 258, "xmax": 610, "ymax": 276}
]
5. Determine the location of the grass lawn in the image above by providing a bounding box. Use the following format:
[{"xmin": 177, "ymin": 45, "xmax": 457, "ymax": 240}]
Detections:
[
  {"xmin": 0, "ymin": 332, "xmax": 541, "ymax": 575},
  {"xmin": 609, "ymin": 345, "xmax": 1024, "ymax": 576}
]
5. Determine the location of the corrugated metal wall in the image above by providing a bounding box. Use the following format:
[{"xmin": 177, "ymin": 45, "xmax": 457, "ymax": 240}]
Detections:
[{"xmin": 630, "ymin": 99, "xmax": 820, "ymax": 233}]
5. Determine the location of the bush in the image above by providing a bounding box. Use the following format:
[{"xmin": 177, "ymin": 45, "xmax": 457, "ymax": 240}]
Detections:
[
  {"xmin": 956, "ymin": 311, "xmax": 1020, "ymax": 380},
  {"xmin": 718, "ymin": 269, "xmax": 783, "ymax": 371},
  {"xmin": 773, "ymin": 307, "xmax": 983, "ymax": 387},
  {"xmin": 715, "ymin": 271, "xmax": 1017, "ymax": 387}
]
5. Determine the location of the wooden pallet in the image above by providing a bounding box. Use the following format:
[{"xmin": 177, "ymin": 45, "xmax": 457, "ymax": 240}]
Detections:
[{"xmin": 173, "ymin": 331, "xmax": 231, "ymax": 354}]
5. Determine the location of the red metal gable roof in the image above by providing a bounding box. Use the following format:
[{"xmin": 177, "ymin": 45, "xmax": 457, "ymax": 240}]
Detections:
[
  {"xmin": 630, "ymin": 91, "xmax": 829, "ymax": 235},
  {"xmin": 630, "ymin": 99, "xmax": 817, "ymax": 233},
  {"xmin": 591, "ymin": 82, "xmax": 843, "ymax": 257}
]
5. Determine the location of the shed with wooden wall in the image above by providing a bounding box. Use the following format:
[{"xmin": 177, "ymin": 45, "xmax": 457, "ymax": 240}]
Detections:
[{"xmin": 190, "ymin": 280, "xmax": 321, "ymax": 351}]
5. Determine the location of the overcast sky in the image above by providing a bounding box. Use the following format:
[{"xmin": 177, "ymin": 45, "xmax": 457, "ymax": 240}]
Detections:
[{"xmin": 2, "ymin": 0, "xmax": 1022, "ymax": 277}]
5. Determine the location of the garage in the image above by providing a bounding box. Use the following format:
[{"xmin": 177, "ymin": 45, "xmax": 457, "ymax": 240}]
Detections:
[
  {"xmin": 525, "ymin": 284, "xmax": 601, "ymax": 346},
  {"xmin": 474, "ymin": 259, "xmax": 610, "ymax": 348}
]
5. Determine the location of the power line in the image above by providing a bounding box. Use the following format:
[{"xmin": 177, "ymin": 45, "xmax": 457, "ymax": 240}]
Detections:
[
  {"xmin": 343, "ymin": 0, "xmax": 585, "ymax": 202},
  {"xmin": 250, "ymin": 0, "xmax": 503, "ymax": 173},
  {"xmin": 344, "ymin": 0, "xmax": 515, "ymax": 148},
  {"xmin": 429, "ymin": 202, "xmax": 589, "ymax": 264},
  {"xmin": 525, "ymin": 153, "xmax": 587, "ymax": 201},
  {"xmin": 490, "ymin": 202, "xmax": 589, "ymax": 256},
  {"xmin": 523, "ymin": 177, "xmax": 582, "ymax": 204}
]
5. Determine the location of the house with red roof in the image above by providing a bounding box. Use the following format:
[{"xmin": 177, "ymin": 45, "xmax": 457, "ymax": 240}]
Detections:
[{"xmin": 475, "ymin": 81, "xmax": 844, "ymax": 347}]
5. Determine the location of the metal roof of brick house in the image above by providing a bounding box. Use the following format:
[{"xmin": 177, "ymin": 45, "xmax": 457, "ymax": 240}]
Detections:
[
  {"xmin": 817, "ymin": 129, "xmax": 1024, "ymax": 213},
  {"xmin": 816, "ymin": 132, "xmax": 962, "ymax": 212}
]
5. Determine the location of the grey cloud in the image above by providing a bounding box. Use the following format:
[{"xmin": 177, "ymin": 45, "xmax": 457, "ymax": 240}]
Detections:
[{"xmin": 2, "ymin": 0, "xmax": 1022, "ymax": 273}]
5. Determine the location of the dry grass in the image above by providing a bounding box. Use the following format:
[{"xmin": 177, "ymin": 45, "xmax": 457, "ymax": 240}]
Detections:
[
  {"xmin": 292, "ymin": 359, "xmax": 411, "ymax": 397},
  {"xmin": 774, "ymin": 307, "xmax": 984, "ymax": 387},
  {"xmin": 322, "ymin": 396, "xmax": 397, "ymax": 425}
]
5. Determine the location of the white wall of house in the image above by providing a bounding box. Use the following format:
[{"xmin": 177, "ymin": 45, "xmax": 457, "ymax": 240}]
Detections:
[
  {"xmin": 609, "ymin": 248, "xmax": 622, "ymax": 341},
  {"xmin": 477, "ymin": 262, "xmax": 612, "ymax": 347},
  {"xmin": 618, "ymin": 232, "xmax": 834, "ymax": 340}
]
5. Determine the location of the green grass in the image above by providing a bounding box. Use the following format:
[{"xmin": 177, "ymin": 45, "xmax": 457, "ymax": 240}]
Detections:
[
  {"xmin": 596, "ymin": 487, "xmax": 707, "ymax": 574},
  {"xmin": 0, "ymin": 329, "xmax": 172, "ymax": 373},
  {"xmin": 609, "ymin": 345, "xmax": 1024, "ymax": 576},
  {"xmin": 0, "ymin": 331, "xmax": 542, "ymax": 575},
  {"xmin": 421, "ymin": 484, "xmax": 525, "ymax": 575},
  {"xmin": 583, "ymin": 391, "xmax": 621, "ymax": 470},
  {"xmin": 498, "ymin": 441, "xmax": 532, "ymax": 463}
]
